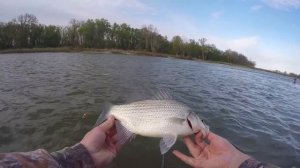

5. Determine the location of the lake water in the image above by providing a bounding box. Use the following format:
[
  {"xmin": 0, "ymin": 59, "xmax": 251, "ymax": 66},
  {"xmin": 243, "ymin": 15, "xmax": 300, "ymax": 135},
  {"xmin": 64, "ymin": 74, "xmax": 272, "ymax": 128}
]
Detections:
[{"xmin": 0, "ymin": 52, "xmax": 299, "ymax": 167}]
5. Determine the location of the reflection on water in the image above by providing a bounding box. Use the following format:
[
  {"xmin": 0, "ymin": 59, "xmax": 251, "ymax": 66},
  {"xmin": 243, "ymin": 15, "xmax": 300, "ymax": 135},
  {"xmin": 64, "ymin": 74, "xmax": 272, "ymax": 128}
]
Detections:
[{"xmin": 0, "ymin": 53, "xmax": 299, "ymax": 167}]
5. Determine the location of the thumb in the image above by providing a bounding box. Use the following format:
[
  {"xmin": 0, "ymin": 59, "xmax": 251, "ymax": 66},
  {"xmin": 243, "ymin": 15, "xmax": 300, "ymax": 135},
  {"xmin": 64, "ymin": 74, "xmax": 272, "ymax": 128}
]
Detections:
[{"xmin": 99, "ymin": 116, "xmax": 115, "ymax": 132}]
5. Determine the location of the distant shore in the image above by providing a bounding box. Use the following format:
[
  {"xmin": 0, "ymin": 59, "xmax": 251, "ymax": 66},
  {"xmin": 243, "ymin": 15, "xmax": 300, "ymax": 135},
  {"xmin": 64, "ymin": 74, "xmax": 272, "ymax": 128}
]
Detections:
[
  {"xmin": 0, "ymin": 47, "xmax": 298, "ymax": 78},
  {"xmin": 0, "ymin": 47, "xmax": 175, "ymax": 57},
  {"xmin": 0, "ymin": 47, "xmax": 247, "ymax": 66}
]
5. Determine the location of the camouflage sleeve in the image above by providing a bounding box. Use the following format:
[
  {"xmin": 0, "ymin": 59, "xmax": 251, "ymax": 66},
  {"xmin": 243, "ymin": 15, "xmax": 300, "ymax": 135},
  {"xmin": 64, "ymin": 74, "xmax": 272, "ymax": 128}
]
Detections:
[
  {"xmin": 0, "ymin": 143, "xmax": 95, "ymax": 168},
  {"xmin": 0, "ymin": 148, "xmax": 60, "ymax": 167},
  {"xmin": 50, "ymin": 143, "xmax": 95, "ymax": 168},
  {"xmin": 239, "ymin": 158, "xmax": 280, "ymax": 168}
]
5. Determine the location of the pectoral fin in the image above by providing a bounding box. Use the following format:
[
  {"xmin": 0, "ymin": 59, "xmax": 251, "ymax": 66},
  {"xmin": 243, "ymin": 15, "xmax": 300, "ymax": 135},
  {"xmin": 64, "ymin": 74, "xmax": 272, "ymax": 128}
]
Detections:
[{"xmin": 159, "ymin": 135, "xmax": 177, "ymax": 154}]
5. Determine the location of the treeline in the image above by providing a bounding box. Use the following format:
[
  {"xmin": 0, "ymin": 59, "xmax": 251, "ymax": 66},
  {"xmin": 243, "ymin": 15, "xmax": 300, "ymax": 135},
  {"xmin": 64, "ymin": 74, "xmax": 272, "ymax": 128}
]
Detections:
[{"xmin": 0, "ymin": 13, "xmax": 255, "ymax": 67}]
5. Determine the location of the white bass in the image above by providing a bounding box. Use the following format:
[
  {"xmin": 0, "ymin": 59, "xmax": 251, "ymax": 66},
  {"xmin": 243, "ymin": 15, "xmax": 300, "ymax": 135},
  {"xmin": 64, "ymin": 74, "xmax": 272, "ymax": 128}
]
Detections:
[{"xmin": 97, "ymin": 99, "xmax": 209, "ymax": 154}]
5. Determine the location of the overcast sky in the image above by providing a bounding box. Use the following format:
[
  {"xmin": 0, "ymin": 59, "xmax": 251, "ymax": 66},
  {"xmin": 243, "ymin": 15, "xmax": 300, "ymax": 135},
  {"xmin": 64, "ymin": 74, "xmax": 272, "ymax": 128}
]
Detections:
[{"xmin": 1, "ymin": 0, "xmax": 300, "ymax": 74}]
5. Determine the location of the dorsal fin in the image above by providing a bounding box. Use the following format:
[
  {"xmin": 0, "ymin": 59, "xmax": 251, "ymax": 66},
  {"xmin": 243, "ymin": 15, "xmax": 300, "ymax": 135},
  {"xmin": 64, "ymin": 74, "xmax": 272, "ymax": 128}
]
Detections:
[{"xmin": 152, "ymin": 89, "xmax": 173, "ymax": 100}]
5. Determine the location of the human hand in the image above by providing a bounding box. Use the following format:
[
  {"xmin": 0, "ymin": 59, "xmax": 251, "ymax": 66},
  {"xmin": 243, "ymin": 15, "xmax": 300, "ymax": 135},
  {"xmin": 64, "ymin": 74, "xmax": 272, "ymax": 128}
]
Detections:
[
  {"xmin": 173, "ymin": 132, "xmax": 250, "ymax": 168},
  {"xmin": 81, "ymin": 116, "xmax": 121, "ymax": 168}
]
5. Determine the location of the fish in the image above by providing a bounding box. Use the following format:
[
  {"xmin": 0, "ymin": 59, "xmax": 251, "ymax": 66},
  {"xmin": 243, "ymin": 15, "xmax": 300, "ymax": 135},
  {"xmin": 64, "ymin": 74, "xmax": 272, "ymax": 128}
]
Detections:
[{"xmin": 96, "ymin": 97, "xmax": 209, "ymax": 155}]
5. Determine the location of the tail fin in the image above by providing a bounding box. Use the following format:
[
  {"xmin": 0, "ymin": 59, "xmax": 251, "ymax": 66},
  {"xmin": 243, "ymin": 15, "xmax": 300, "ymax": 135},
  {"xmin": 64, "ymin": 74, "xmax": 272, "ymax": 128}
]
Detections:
[{"xmin": 95, "ymin": 102, "xmax": 113, "ymax": 126}]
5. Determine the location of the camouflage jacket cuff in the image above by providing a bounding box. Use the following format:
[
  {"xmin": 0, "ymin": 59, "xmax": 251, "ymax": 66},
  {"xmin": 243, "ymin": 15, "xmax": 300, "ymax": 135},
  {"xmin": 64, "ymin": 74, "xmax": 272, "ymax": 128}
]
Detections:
[
  {"xmin": 239, "ymin": 158, "xmax": 280, "ymax": 168},
  {"xmin": 50, "ymin": 143, "xmax": 95, "ymax": 168},
  {"xmin": 0, "ymin": 149, "xmax": 60, "ymax": 167}
]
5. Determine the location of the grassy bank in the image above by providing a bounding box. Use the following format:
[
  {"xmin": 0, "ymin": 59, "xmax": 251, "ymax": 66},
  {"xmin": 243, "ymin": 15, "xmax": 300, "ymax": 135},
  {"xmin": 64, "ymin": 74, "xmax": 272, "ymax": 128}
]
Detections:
[{"xmin": 0, "ymin": 47, "xmax": 174, "ymax": 57}]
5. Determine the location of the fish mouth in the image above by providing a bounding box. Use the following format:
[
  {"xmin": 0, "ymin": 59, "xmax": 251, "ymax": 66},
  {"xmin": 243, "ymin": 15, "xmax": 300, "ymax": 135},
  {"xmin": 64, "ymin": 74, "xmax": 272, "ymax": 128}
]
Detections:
[
  {"xmin": 199, "ymin": 124, "xmax": 210, "ymax": 139},
  {"xmin": 194, "ymin": 125, "xmax": 209, "ymax": 139}
]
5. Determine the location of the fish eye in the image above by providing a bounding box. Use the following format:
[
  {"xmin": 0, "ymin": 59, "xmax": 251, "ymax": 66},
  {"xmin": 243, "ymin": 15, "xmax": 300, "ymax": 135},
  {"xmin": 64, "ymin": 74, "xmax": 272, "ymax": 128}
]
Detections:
[{"xmin": 201, "ymin": 119, "xmax": 204, "ymax": 122}]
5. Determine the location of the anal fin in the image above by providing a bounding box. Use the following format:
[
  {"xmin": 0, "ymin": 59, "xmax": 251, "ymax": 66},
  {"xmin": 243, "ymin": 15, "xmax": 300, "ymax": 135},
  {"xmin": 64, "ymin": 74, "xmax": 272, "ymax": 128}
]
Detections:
[
  {"xmin": 160, "ymin": 134, "xmax": 177, "ymax": 155},
  {"xmin": 115, "ymin": 120, "xmax": 135, "ymax": 146}
]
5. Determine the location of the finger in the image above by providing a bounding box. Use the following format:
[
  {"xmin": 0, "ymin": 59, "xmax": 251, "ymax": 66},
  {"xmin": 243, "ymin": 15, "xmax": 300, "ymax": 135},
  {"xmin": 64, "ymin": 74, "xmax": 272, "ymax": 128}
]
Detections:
[
  {"xmin": 207, "ymin": 131, "xmax": 223, "ymax": 142},
  {"xmin": 106, "ymin": 125, "xmax": 117, "ymax": 137},
  {"xmin": 99, "ymin": 116, "xmax": 115, "ymax": 131},
  {"xmin": 183, "ymin": 136, "xmax": 198, "ymax": 157},
  {"xmin": 199, "ymin": 147, "xmax": 210, "ymax": 159},
  {"xmin": 111, "ymin": 134, "xmax": 118, "ymax": 144},
  {"xmin": 172, "ymin": 150, "xmax": 195, "ymax": 167},
  {"xmin": 195, "ymin": 132, "xmax": 204, "ymax": 145},
  {"xmin": 115, "ymin": 142, "xmax": 123, "ymax": 152},
  {"xmin": 197, "ymin": 142, "xmax": 207, "ymax": 154},
  {"xmin": 106, "ymin": 138, "xmax": 118, "ymax": 156}
]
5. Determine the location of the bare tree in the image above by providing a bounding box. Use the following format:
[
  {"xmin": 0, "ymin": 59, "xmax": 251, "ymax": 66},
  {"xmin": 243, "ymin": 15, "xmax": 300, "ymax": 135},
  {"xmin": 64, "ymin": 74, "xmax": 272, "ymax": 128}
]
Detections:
[
  {"xmin": 199, "ymin": 38, "xmax": 207, "ymax": 60},
  {"xmin": 15, "ymin": 13, "xmax": 39, "ymax": 47}
]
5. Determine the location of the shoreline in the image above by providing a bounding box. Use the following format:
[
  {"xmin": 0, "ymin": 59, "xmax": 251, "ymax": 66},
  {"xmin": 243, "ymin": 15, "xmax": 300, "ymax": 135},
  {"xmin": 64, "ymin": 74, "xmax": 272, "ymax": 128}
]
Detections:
[
  {"xmin": 0, "ymin": 47, "xmax": 297, "ymax": 78},
  {"xmin": 0, "ymin": 47, "xmax": 174, "ymax": 57}
]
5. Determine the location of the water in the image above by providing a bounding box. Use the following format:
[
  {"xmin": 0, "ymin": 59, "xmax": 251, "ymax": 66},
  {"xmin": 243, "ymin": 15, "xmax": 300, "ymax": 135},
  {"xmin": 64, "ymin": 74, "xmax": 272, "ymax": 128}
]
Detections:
[{"xmin": 0, "ymin": 52, "xmax": 299, "ymax": 167}]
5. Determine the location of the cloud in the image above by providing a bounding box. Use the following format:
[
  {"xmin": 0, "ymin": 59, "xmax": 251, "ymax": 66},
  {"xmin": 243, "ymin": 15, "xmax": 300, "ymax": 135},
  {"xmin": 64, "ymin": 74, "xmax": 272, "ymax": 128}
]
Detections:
[
  {"xmin": 253, "ymin": 46, "xmax": 300, "ymax": 73},
  {"xmin": 263, "ymin": 0, "xmax": 300, "ymax": 10},
  {"xmin": 108, "ymin": 0, "xmax": 154, "ymax": 11},
  {"xmin": 209, "ymin": 36, "xmax": 260, "ymax": 53},
  {"xmin": 251, "ymin": 5, "xmax": 263, "ymax": 11},
  {"xmin": 209, "ymin": 35, "xmax": 300, "ymax": 73},
  {"xmin": 148, "ymin": 13, "xmax": 204, "ymax": 41},
  {"xmin": 211, "ymin": 11, "xmax": 223, "ymax": 20},
  {"xmin": 228, "ymin": 36, "xmax": 260, "ymax": 51},
  {"xmin": 0, "ymin": 0, "xmax": 156, "ymax": 26}
]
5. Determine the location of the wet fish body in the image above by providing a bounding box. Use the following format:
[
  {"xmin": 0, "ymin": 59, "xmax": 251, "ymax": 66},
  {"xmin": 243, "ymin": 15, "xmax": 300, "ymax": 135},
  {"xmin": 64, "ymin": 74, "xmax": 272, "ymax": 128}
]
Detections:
[{"xmin": 98, "ymin": 99, "xmax": 209, "ymax": 154}]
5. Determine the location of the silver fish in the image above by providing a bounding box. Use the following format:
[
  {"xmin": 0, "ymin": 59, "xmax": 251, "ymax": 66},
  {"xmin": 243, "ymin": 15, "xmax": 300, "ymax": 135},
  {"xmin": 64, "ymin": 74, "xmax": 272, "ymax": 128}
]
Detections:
[{"xmin": 97, "ymin": 99, "xmax": 209, "ymax": 154}]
